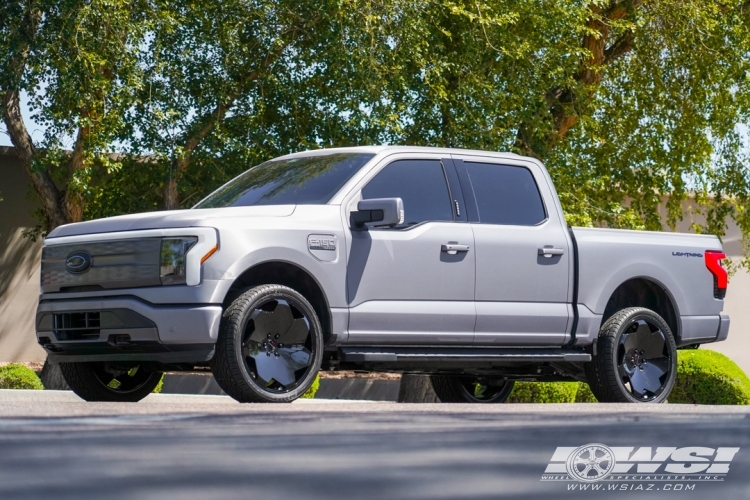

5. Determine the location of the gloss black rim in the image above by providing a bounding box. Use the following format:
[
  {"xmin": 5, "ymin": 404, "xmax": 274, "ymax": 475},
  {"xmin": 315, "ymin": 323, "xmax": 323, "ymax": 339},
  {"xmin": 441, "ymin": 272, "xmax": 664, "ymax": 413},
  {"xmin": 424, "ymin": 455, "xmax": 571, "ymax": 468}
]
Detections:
[
  {"xmin": 617, "ymin": 318, "xmax": 672, "ymax": 401},
  {"xmin": 460, "ymin": 379, "xmax": 510, "ymax": 402},
  {"xmin": 240, "ymin": 297, "xmax": 314, "ymax": 393},
  {"xmin": 92, "ymin": 364, "xmax": 154, "ymax": 393}
]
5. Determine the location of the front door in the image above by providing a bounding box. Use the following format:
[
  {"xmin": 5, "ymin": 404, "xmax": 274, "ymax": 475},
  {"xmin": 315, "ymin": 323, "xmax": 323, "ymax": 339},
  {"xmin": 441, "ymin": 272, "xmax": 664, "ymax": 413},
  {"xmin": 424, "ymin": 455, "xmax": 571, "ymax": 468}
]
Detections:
[
  {"xmin": 452, "ymin": 156, "xmax": 572, "ymax": 345},
  {"xmin": 346, "ymin": 157, "xmax": 476, "ymax": 344}
]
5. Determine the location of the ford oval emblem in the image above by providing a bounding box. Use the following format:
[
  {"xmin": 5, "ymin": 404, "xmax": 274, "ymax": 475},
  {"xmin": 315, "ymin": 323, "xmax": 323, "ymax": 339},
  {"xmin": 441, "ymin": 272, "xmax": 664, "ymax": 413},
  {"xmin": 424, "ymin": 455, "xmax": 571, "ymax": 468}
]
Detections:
[{"xmin": 65, "ymin": 251, "xmax": 92, "ymax": 274}]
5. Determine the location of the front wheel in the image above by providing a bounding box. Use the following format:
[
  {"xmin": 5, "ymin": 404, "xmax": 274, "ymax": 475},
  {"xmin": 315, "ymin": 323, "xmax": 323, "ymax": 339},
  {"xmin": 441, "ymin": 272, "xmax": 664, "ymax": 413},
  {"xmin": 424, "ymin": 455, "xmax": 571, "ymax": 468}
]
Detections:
[
  {"xmin": 210, "ymin": 285, "xmax": 324, "ymax": 403},
  {"xmin": 585, "ymin": 307, "xmax": 677, "ymax": 403},
  {"xmin": 60, "ymin": 362, "xmax": 163, "ymax": 402},
  {"xmin": 430, "ymin": 375, "xmax": 515, "ymax": 403}
]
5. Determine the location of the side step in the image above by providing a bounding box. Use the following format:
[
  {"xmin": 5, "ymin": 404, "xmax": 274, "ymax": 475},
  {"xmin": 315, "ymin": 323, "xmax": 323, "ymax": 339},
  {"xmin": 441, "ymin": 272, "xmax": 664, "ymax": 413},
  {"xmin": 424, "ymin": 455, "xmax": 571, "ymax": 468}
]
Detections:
[{"xmin": 339, "ymin": 346, "xmax": 591, "ymax": 364}]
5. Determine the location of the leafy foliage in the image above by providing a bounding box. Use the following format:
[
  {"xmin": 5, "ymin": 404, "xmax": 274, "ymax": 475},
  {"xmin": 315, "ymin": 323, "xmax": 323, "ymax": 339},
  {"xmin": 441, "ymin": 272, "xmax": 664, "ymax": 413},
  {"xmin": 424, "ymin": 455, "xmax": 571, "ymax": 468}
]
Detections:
[
  {"xmin": 1, "ymin": 0, "xmax": 158, "ymax": 228},
  {"xmin": 300, "ymin": 374, "xmax": 320, "ymax": 399},
  {"xmin": 3, "ymin": 0, "xmax": 750, "ymax": 259},
  {"xmin": 152, "ymin": 373, "xmax": 164, "ymax": 394},
  {"xmin": 507, "ymin": 381, "xmax": 582, "ymax": 403},
  {"xmin": 0, "ymin": 364, "xmax": 44, "ymax": 390},
  {"xmin": 670, "ymin": 349, "xmax": 750, "ymax": 405},
  {"xmin": 507, "ymin": 350, "xmax": 750, "ymax": 404},
  {"xmin": 575, "ymin": 382, "xmax": 599, "ymax": 403}
]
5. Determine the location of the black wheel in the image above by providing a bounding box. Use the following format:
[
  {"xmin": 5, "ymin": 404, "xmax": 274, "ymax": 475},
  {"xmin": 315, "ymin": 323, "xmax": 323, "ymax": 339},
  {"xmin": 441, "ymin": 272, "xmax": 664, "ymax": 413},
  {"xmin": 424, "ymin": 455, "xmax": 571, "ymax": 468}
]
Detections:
[
  {"xmin": 430, "ymin": 375, "xmax": 515, "ymax": 403},
  {"xmin": 60, "ymin": 362, "xmax": 163, "ymax": 402},
  {"xmin": 585, "ymin": 307, "xmax": 677, "ymax": 403},
  {"xmin": 210, "ymin": 285, "xmax": 323, "ymax": 403}
]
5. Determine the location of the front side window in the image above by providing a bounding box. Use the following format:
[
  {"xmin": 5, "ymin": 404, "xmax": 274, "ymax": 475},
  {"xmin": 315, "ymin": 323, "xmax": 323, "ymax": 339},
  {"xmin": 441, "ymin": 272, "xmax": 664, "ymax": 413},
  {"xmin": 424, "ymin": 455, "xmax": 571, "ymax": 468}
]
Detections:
[
  {"xmin": 464, "ymin": 162, "xmax": 546, "ymax": 225},
  {"xmin": 362, "ymin": 159, "xmax": 453, "ymax": 228},
  {"xmin": 194, "ymin": 153, "xmax": 375, "ymax": 208}
]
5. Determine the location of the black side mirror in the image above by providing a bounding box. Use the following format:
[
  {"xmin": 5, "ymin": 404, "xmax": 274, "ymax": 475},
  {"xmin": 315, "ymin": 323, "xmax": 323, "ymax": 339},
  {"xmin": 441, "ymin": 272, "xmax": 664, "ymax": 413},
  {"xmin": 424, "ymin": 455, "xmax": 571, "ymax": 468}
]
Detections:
[{"xmin": 350, "ymin": 198, "xmax": 404, "ymax": 231}]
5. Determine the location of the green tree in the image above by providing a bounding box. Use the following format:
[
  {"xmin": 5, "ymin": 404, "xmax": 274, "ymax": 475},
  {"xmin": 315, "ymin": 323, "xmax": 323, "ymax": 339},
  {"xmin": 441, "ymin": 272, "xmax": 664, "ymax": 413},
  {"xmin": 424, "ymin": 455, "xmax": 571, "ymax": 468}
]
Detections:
[
  {"xmin": 321, "ymin": 0, "xmax": 750, "ymax": 240},
  {"xmin": 0, "ymin": 0, "xmax": 156, "ymax": 233},
  {"xmin": 129, "ymin": 0, "xmax": 332, "ymax": 210},
  {"xmin": 4, "ymin": 0, "xmax": 750, "ymax": 255}
]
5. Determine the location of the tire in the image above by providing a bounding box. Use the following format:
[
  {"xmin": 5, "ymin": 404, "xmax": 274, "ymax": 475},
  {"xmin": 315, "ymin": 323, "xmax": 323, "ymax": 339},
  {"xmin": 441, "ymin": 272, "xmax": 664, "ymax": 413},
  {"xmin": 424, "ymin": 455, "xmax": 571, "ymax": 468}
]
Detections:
[
  {"xmin": 210, "ymin": 285, "xmax": 324, "ymax": 403},
  {"xmin": 430, "ymin": 375, "xmax": 515, "ymax": 403},
  {"xmin": 585, "ymin": 307, "xmax": 677, "ymax": 403},
  {"xmin": 60, "ymin": 362, "xmax": 163, "ymax": 402}
]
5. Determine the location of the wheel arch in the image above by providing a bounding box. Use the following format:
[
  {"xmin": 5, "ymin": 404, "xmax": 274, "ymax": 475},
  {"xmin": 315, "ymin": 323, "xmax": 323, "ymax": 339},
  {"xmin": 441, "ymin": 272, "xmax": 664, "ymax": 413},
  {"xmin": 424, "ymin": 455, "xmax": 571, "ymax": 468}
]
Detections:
[
  {"xmin": 222, "ymin": 260, "xmax": 333, "ymax": 344},
  {"xmin": 600, "ymin": 277, "xmax": 681, "ymax": 341}
]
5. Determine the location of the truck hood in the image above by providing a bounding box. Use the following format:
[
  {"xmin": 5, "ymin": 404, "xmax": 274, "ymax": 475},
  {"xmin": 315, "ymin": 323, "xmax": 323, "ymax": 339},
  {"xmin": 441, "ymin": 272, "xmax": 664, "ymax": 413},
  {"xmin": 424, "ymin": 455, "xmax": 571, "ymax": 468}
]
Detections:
[{"xmin": 46, "ymin": 205, "xmax": 296, "ymax": 238}]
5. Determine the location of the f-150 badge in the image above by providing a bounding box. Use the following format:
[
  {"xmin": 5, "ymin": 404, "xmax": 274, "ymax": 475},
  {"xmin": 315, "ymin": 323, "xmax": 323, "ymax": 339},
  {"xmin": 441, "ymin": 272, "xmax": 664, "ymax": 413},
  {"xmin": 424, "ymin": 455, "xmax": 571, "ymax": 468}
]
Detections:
[{"xmin": 308, "ymin": 234, "xmax": 338, "ymax": 262}]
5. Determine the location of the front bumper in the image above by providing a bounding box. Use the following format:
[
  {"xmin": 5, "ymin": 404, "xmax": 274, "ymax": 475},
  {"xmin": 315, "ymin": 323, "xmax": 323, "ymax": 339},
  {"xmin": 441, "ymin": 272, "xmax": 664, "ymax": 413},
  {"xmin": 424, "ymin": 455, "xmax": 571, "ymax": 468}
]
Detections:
[{"xmin": 36, "ymin": 297, "xmax": 222, "ymax": 364}]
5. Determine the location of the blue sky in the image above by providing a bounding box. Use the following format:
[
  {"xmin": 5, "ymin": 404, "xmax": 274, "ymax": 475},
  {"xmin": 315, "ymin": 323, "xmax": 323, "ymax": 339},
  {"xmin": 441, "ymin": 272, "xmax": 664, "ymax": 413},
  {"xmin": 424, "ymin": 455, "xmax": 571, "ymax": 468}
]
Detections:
[{"xmin": 0, "ymin": 92, "xmax": 47, "ymax": 147}]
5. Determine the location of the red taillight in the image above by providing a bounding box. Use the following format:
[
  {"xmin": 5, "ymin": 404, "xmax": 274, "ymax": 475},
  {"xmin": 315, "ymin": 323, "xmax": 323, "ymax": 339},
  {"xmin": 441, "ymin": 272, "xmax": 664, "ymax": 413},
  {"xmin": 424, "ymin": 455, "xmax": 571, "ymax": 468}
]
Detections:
[{"xmin": 705, "ymin": 250, "xmax": 727, "ymax": 299}]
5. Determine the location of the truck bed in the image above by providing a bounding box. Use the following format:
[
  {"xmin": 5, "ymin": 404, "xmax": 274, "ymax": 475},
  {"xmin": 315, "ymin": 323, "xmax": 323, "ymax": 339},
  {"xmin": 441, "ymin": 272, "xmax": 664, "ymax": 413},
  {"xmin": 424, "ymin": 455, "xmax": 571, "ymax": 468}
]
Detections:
[{"xmin": 571, "ymin": 227, "xmax": 726, "ymax": 345}]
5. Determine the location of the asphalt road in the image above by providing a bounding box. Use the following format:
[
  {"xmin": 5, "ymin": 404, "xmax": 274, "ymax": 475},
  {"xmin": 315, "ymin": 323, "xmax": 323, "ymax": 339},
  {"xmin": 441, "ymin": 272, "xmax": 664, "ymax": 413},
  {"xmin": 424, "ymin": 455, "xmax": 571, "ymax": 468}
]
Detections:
[{"xmin": 0, "ymin": 391, "xmax": 749, "ymax": 500}]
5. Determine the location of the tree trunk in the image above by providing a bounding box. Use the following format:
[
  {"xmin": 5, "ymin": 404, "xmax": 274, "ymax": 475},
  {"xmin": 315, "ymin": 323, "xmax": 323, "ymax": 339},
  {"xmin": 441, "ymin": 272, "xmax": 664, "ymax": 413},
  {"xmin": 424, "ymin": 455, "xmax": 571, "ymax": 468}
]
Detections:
[
  {"xmin": 163, "ymin": 158, "xmax": 182, "ymax": 210},
  {"xmin": 398, "ymin": 374, "xmax": 440, "ymax": 403}
]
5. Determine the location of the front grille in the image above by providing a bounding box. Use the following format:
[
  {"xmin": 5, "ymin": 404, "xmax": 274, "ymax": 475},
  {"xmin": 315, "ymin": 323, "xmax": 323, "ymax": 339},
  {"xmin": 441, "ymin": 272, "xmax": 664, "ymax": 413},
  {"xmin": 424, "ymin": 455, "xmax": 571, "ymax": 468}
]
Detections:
[
  {"xmin": 37, "ymin": 308, "xmax": 157, "ymax": 342},
  {"xmin": 53, "ymin": 312, "xmax": 101, "ymax": 341},
  {"xmin": 41, "ymin": 238, "xmax": 161, "ymax": 293}
]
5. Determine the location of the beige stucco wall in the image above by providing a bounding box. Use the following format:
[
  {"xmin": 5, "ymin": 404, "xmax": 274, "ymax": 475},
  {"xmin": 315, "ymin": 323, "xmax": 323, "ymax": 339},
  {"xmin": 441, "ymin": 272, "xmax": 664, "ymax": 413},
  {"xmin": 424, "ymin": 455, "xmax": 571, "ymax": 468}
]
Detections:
[
  {"xmin": 0, "ymin": 148, "xmax": 747, "ymax": 375},
  {"xmin": 0, "ymin": 149, "xmax": 45, "ymax": 361},
  {"xmin": 665, "ymin": 202, "xmax": 750, "ymax": 374}
]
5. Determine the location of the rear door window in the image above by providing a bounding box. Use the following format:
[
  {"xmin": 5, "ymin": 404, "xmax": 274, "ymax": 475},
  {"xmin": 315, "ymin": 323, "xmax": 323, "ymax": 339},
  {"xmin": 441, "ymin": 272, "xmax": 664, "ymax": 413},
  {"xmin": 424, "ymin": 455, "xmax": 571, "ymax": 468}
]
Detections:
[{"xmin": 464, "ymin": 162, "xmax": 546, "ymax": 225}]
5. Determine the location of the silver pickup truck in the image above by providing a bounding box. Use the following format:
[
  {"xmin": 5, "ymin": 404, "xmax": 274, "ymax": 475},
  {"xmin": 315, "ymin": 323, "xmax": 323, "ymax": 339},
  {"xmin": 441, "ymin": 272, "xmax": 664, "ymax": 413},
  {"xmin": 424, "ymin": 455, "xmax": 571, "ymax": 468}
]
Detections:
[{"xmin": 36, "ymin": 146, "xmax": 730, "ymax": 404}]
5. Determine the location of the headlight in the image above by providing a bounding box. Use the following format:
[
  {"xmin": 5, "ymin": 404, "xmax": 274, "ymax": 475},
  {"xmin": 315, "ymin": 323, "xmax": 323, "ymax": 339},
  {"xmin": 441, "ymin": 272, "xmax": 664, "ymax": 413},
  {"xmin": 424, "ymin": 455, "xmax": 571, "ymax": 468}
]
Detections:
[{"xmin": 160, "ymin": 237, "xmax": 198, "ymax": 285}]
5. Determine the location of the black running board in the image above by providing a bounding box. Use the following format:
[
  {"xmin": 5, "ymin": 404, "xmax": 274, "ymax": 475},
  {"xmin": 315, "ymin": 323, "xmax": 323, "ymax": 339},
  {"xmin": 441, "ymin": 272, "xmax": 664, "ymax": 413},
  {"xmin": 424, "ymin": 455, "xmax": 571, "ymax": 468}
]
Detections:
[{"xmin": 339, "ymin": 346, "xmax": 591, "ymax": 364}]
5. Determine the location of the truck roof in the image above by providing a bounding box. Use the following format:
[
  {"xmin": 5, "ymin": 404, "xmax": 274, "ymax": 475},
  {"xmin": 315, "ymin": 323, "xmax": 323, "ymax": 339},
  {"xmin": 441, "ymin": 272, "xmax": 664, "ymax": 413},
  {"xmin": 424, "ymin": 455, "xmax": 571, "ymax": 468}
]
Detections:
[{"xmin": 274, "ymin": 145, "xmax": 527, "ymax": 161}]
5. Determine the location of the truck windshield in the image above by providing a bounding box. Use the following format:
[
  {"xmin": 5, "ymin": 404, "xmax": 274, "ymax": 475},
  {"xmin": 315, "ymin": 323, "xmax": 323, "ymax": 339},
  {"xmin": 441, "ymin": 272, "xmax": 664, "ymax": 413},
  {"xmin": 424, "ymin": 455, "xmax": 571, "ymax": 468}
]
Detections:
[{"xmin": 194, "ymin": 153, "xmax": 375, "ymax": 208}]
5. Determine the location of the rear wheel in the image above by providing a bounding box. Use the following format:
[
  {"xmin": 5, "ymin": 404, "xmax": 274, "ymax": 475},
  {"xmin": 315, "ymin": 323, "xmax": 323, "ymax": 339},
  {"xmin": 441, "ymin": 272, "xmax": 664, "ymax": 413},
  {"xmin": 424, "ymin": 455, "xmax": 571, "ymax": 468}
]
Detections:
[
  {"xmin": 211, "ymin": 285, "xmax": 323, "ymax": 403},
  {"xmin": 585, "ymin": 307, "xmax": 677, "ymax": 403},
  {"xmin": 60, "ymin": 362, "xmax": 163, "ymax": 402},
  {"xmin": 431, "ymin": 375, "xmax": 515, "ymax": 403}
]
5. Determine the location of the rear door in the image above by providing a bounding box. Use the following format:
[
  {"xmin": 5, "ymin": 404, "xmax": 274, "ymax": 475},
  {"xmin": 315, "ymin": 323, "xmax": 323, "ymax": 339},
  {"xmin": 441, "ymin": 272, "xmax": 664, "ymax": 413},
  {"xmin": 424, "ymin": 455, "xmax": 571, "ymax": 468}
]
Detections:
[{"xmin": 451, "ymin": 155, "xmax": 572, "ymax": 345}]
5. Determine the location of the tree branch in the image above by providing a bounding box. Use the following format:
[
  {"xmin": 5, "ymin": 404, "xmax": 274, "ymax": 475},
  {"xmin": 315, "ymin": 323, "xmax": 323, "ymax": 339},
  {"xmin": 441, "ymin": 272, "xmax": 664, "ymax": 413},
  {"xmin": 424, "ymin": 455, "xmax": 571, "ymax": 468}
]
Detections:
[
  {"xmin": 2, "ymin": 89, "xmax": 64, "ymax": 227},
  {"xmin": 1, "ymin": 2, "xmax": 66, "ymax": 228},
  {"xmin": 1, "ymin": 1, "xmax": 41, "ymax": 166},
  {"xmin": 162, "ymin": 89, "xmax": 243, "ymax": 209},
  {"xmin": 605, "ymin": 0, "xmax": 644, "ymax": 21},
  {"xmin": 62, "ymin": 125, "xmax": 90, "ymax": 222},
  {"xmin": 604, "ymin": 30, "xmax": 636, "ymax": 65},
  {"xmin": 162, "ymin": 13, "xmax": 320, "ymax": 209},
  {"xmin": 516, "ymin": 1, "xmax": 644, "ymax": 154}
]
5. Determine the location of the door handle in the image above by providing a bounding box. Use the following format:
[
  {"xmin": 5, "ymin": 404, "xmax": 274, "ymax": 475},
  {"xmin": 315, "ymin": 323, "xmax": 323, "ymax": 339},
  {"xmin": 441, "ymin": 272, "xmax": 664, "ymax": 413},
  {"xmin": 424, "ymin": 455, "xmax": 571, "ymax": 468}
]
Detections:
[
  {"xmin": 442, "ymin": 243, "xmax": 470, "ymax": 254},
  {"xmin": 538, "ymin": 246, "xmax": 564, "ymax": 258}
]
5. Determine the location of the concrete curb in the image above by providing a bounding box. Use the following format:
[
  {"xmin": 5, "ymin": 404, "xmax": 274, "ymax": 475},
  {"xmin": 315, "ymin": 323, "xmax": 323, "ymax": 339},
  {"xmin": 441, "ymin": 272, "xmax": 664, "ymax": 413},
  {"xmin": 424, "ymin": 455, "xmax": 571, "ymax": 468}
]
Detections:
[
  {"xmin": 315, "ymin": 378, "xmax": 400, "ymax": 401},
  {"xmin": 160, "ymin": 373, "xmax": 400, "ymax": 401},
  {"xmin": 161, "ymin": 373, "xmax": 224, "ymax": 396}
]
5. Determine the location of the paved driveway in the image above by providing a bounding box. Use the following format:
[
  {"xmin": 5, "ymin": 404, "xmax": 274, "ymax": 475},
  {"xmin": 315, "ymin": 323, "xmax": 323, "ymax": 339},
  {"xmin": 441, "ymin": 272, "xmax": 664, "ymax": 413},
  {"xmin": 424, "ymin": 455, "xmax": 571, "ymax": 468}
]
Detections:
[{"xmin": 0, "ymin": 391, "xmax": 748, "ymax": 499}]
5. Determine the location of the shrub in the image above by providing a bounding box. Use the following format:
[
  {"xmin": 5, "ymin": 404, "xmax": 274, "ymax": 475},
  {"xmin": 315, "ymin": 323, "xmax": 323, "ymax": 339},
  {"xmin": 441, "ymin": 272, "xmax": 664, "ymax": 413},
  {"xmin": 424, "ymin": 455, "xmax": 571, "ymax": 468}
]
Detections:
[
  {"xmin": 301, "ymin": 374, "xmax": 320, "ymax": 399},
  {"xmin": 574, "ymin": 382, "xmax": 598, "ymax": 403},
  {"xmin": 153, "ymin": 374, "xmax": 164, "ymax": 394},
  {"xmin": 505, "ymin": 350, "xmax": 750, "ymax": 404},
  {"xmin": 507, "ymin": 381, "xmax": 580, "ymax": 403},
  {"xmin": 0, "ymin": 364, "xmax": 44, "ymax": 390},
  {"xmin": 670, "ymin": 350, "xmax": 750, "ymax": 405}
]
